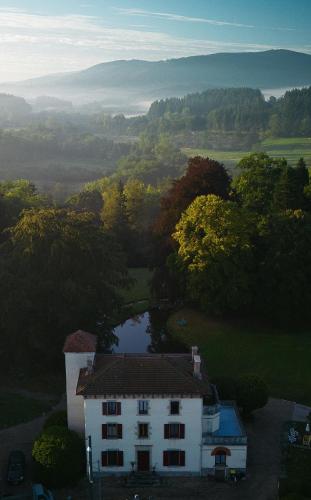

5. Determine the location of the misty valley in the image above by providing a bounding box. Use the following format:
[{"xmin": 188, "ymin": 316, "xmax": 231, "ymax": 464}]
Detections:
[{"xmin": 0, "ymin": 42, "xmax": 311, "ymax": 500}]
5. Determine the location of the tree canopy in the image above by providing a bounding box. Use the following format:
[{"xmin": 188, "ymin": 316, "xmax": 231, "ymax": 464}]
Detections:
[{"xmin": 0, "ymin": 208, "xmax": 128, "ymax": 370}]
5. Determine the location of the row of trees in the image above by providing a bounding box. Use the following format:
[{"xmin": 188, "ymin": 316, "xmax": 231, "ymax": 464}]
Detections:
[
  {"xmin": 0, "ymin": 174, "xmax": 165, "ymax": 373},
  {"xmin": 152, "ymin": 154, "xmax": 311, "ymax": 324},
  {"xmin": 147, "ymin": 86, "xmax": 311, "ymax": 138}
]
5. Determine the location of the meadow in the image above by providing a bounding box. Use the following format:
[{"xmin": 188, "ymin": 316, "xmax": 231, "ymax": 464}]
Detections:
[
  {"xmin": 167, "ymin": 308, "xmax": 311, "ymax": 406},
  {"xmin": 182, "ymin": 137, "xmax": 311, "ymax": 169}
]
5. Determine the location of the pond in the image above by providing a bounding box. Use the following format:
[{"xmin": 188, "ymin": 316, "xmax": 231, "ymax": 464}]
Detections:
[{"xmin": 111, "ymin": 309, "xmax": 187, "ymax": 354}]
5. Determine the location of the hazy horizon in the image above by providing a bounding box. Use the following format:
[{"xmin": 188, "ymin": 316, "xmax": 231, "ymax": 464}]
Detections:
[{"xmin": 0, "ymin": 0, "xmax": 310, "ymax": 83}]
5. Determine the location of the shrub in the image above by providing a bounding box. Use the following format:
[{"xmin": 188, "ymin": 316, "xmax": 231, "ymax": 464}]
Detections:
[
  {"xmin": 43, "ymin": 410, "xmax": 67, "ymax": 430},
  {"xmin": 32, "ymin": 425, "xmax": 84, "ymax": 487},
  {"xmin": 236, "ymin": 374, "xmax": 268, "ymax": 415},
  {"xmin": 212, "ymin": 376, "xmax": 237, "ymax": 400}
]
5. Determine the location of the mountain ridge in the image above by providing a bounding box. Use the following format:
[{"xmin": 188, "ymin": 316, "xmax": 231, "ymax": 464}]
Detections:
[{"xmin": 1, "ymin": 49, "xmax": 310, "ymax": 109}]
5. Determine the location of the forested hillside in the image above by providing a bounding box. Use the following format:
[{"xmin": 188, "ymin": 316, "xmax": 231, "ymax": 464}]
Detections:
[{"xmin": 0, "ymin": 153, "xmax": 310, "ymax": 377}]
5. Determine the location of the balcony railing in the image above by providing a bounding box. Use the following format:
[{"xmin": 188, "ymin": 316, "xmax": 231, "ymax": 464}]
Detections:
[
  {"xmin": 202, "ymin": 434, "xmax": 247, "ymax": 445},
  {"xmin": 203, "ymin": 404, "xmax": 220, "ymax": 416}
]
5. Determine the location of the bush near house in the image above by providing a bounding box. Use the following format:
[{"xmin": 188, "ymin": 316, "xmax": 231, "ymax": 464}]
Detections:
[
  {"xmin": 236, "ymin": 374, "xmax": 269, "ymax": 416},
  {"xmin": 43, "ymin": 410, "xmax": 67, "ymax": 430},
  {"xmin": 212, "ymin": 376, "xmax": 237, "ymax": 400},
  {"xmin": 32, "ymin": 425, "xmax": 84, "ymax": 488}
]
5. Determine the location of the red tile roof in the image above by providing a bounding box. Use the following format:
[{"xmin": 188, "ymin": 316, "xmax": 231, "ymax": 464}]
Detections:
[
  {"xmin": 76, "ymin": 353, "xmax": 212, "ymax": 397},
  {"xmin": 63, "ymin": 330, "xmax": 97, "ymax": 353}
]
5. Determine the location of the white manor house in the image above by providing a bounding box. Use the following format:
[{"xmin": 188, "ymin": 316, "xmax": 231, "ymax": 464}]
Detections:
[{"xmin": 64, "ymin": 330, "xmax": 247, "ymax": 479}]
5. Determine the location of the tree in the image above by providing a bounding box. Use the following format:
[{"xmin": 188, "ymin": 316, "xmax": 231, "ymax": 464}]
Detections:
[
  {"xmin": 0, "ymin": 179, "xmax": 46, "ymax": 227},
  {"xmin": 67, "ymin": 190, "xmax": 103, "ymax": 213},
  {"xmin": 0, "ymin": 208, "xmax": 128, "ymax": 370},
  {"xmin": 234, "ymin": 153, "xmax": 285, "ymax": 213},
  {"xmin": 236, "ymin": 375, "xmax": 268, "ymax": 415},
  {"xmin": 254, "ymin": 209, "xmax": 311, "ymax": 323},
  {"xmin": 172, "ymin": 195, "xmax": 255, "ymax": 315},
  {"xmin": 153, "ymin": 156, "xmax": 231, "ymax": 263},
  {"xmin": 32, "ymin": 426, "xmax": 84, "ymax": 487}
]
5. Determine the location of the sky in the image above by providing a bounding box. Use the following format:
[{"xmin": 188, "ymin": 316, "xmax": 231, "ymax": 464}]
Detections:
[{"xmin": 0, "ymin": 0, "xmax": 310, "ymax": 82}]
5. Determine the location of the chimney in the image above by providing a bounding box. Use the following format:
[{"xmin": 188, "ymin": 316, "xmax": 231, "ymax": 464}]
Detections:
[
  {"xmin": 193, "ymin": 354, "xmax": 202, "ymax": 379},
  {"xmin": 86, "ymin": 357, "xmax": 94, "ymax": 375},
  {"xmin": 191, "ymin": 346, "xmax": 198, "ymax": 361}
]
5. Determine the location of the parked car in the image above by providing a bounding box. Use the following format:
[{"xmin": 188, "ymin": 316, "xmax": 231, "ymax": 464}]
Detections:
[{"xmin": 6, "ymin": 450, "xmax": 26, "ymax": 485}]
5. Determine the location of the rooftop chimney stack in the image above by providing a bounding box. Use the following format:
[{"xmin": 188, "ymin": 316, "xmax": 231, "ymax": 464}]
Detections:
[
  {"xmin": 86, "ymin": 357, "xmax": 94, "ymax": 375},
  {"xmin": 191, "ymin": 346, "xmax": 198, "ymax": 361},
  {"xmin": 193, "ymin": 354, "xmax": 202, "ymax": 379}
]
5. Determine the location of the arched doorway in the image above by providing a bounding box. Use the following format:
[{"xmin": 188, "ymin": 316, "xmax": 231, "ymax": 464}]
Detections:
[{"xmin": 211, "ymin": 447, "xmax": 231, "ymax": 480}]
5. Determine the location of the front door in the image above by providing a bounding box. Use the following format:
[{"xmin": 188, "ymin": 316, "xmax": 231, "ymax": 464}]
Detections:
[{"xmin": 137, "ymin": 450, "xmax": 150, "ymax": 471}]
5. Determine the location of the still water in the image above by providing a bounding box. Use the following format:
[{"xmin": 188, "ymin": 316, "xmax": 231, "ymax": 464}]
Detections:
[{"xmin": 112, "ymin": 310, "xmax": 187, "ymax": 354}]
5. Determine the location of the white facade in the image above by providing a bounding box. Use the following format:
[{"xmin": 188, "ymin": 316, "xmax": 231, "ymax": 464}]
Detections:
[
  {"xmin": 63, "ymin": 339, "xmax": 247, "ymax": 476},
  {"xmin": 202, "ymin": 445, "xmax": 247, "ymax": 471},
  {"xmin": 64, "ymin": 351, "xmax": 95, "ymax": 433},
  {"xmin": 84, "ymin": 396, "xmax": 203, "ymax": 474}
]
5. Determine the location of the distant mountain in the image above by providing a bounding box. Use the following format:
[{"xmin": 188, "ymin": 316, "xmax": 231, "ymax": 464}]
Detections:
[{"xmin": 1, "ymin": 50, "xmax": 311, "ymax": 110}]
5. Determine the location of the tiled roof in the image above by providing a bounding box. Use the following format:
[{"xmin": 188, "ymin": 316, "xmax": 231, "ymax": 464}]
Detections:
[
  {"xmin": 63, "ymin": 330, "xmax": 97, "ymax": 353},
  {"xmin": 76, "ymin": 353, "xmax": 212, "ymax": 397}
]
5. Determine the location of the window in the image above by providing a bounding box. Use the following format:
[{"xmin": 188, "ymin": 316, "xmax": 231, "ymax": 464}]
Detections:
[
  {"xmin": 163, "ymin": 450, "xmax": 185, "ymax": 467},
  {"xmin": 138, "ymin": 400, "xmax": 149, "ymax": 415},
  {"xmin": 215, "ymin": 454, "xmax": 227, "ymax": 466},
  {"xmin": 170, "ymin": 401, "xmax": 180, "ymax": 415},
  {"xmin": 101, "ymin": 450, "xmax": 123, "ymax": 467},
  {"xmin": 102, "ymin": 423, "xmax": 122, "ymax": 439},
  {"xmin": 164, "ymin": 423, "xmax": 185, "ymax": 439},
  {"xmin": 102, "ymin": 401, "xmax": 121, "ymax": 416},
  {"xmin": 138, "ymin": 423, "xmax": 149, "ymax": 439}
]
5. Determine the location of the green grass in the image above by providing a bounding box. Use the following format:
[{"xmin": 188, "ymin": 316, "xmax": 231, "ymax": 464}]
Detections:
[
  {"xmin": 182, "ymin": 136, "xmax": 311, "ymax": 168},
  {"xmin": 121, "ymin": 268, "xmax": 153, "ymax": 305},
  {"xmin": 167, "ymin": 308, "xmax": 311, "ymax": 405},
  {"xmin": 0, "ymin": 392, "xmax": 55, "ymax": 429},
  {"xmin": 113, "ymin": 267, "xmax": 153, "ymax": 325}
]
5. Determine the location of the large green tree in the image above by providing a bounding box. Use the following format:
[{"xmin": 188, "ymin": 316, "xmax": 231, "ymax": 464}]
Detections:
[
  {"xmin": 172, "ymin": 194, "xmax": 255, "ymax": 314},
  {"xmin": 0, "ymin": 208, "xmax": 128, "ymax": 370},
  {"xmin": 255, "ymin": 209, "xmax": 311, "ymax": 323}
]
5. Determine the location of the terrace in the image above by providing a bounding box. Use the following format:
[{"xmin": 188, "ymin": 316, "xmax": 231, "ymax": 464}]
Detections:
[{"xmin": 203, "ymin": 402, "xmax": 247, "ymax": 445}]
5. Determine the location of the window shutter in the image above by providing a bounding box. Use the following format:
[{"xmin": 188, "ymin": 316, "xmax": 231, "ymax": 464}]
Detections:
[
  {"xmin": 102, "ymin": 402, "xmax": 108, "ymax": 415},
  {"xmin": 164, "ymin": 424, "xmax": 170, "ymax": 439},
  {"xmin": 180, "ymin": 424, "xmax": 185, "ymax": 439},
  {"xmin": 102, "ymin": 424, "xmax": 107, "ymax": 439},
  {"xmin": 117, "ymin": 451, "xmax": 124, "ymax": 466},
  {"xmin": 163, "ymin": 451, "xmax": 169, "ymax": 466},
  {"xmin": 179, "ymin": 451, "xmax": 185, "ymax": 466},
  {"xmin": 101, "ymin": 451, "xmax": 108, "ymax": 467},
  {"xmin": 116, "ymin": 402, "xmax": 121, "ymax": 415},
  {"xmin": 117, "ymin": 424, "xmax": 123, "ymax": 439}
]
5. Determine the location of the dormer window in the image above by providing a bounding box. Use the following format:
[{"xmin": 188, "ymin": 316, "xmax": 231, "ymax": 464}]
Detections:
[
  {"xmin": 170, "ymin": 401, "xmax": 180, "ymax": 415},
  {"xmin": 138, "ymin": 400, "xmax": 149, "ymax": 415}
]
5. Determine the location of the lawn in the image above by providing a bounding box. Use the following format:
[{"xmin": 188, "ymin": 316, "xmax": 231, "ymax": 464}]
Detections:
[
  {"xmin": 120, "ymin": 268, "xmax": 153, "ymax": 305},
  {"xmin": 114, "ymin": 267, "xmax": 153, "ymax": 324},
  {"xmin": 182, "ymin": 136, "xmax": 311, "ymax": 168},
  {"xmin": 0, "ymin": 392, "xmax": 55, "ymax": 429},
  {"xmin": 167, "ymin": 308, "xmax": 311, "ymax": 406}
]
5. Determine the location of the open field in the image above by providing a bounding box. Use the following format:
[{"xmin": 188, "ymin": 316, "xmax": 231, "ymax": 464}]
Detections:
[
  {"xmin": 167, "ymin": 308, "xmax": 311, "ymax": 406},
  {"xmin": 182, "ymin": 136, "xmax": 311, "ymax": 168}
]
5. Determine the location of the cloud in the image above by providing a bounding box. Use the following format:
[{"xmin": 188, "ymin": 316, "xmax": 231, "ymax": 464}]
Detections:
[{"xmin": 115, "ymin": 7, "xmax": 255, "ymax": 29}]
